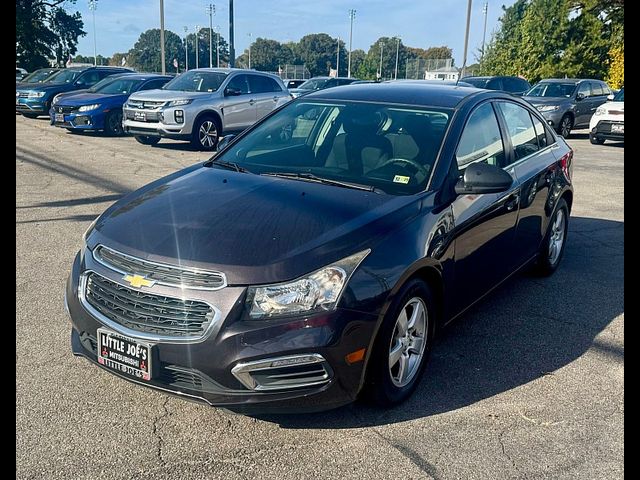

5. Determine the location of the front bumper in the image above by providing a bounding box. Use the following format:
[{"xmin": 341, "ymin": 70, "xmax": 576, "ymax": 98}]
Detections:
[
  {"xmin": 66, "ymin": 249, "xmax": 376, "ymax": 413},
  {"xmin": 122, "ymin": 106, "xmax": 193, "ymax": 139},
  {"xmin": 590, "ymin": 119, "xmax": 624, "ymax": 141},
  {"xmin": 537, "ymin": 109, "xmax": 564, "ymax": 128},
  {"xmin": 50, "ymin": 107, "xmax": 106, "ymax": 130},
  {"xmin": 16, "ymin": 97, "xmax": 49, "ymax": 114}
]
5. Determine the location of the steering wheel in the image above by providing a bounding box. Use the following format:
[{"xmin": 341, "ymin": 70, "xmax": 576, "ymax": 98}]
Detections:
[{"xmin": 376, "ymin": 157, "xmax": 430, "ymax": 179}]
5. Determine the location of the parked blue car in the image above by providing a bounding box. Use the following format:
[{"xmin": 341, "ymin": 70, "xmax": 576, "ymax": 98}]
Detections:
[{"xmin": 49, "ymin": 73, "xmax": 172, "ymax": 135}]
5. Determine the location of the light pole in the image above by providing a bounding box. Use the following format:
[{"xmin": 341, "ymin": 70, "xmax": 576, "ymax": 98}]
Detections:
[
  {"xmin": 347, "ymin": 9, "xmax": 356, "ymax": 78},
  {"xmin": 215, "ymin": 25, "xmax": 220, "ymax": 67},
  {"xmin": 247, "ymin": 33, "xmax": 252, "ymax": 69},
  {"xmin": 461, "ymin": 0, "xmax": 473, "ymax": 79},
  {"xmin": 481, "ymin": 2, "xmax": 488, "ymax": 60},
  {"xmin": 207, "ymin": 4, "xmax": 215, "ymax": 68},
  {"xmin": 195, "ymin": 25, "xmax": 200, "ymax": 69},
  {"xmin": 336, "ymin": 36, "xmax": 340, "ymax": 76},
  {"xmin": 88, "ymin": 0, "xmax": 97, "ymax": 66},
  {"xmin": 229, "ymin": 0, "xmax": 235, "ymax": 67},
  {"xmin": 184, "ymin": 26, "xmax": 189, "ymax": 71},
  {"xmin": 378, "ymin": 41, "xmax": 384, "ymax": 80},
  {"xmin": 159, "ymin": 0, "xmax": 165, "ymax": 74},
  {"xmin": 394, "ymin": 36, "xmax": 400, "ymax": 80}
]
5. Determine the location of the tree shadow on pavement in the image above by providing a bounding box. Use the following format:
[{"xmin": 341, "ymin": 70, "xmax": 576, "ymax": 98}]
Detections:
[{"xmin": 256, "ymin": 216, "xmax": 624, "ymax": 428}]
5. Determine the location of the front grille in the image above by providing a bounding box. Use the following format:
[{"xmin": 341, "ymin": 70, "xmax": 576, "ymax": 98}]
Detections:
[
  {"xmin": 127, "ymin": 99, "xmax": 166, "ymax": 109},
  {"xmin": 124, "ymin": 110, "xmax": 161, "ymax": 122},
  {"xmin": 595, "ymin": 121, "xmax": 624, "ymax": 135},
  {"xmin": 94, "ymin": 245, "xmax": 226, "ymax": 290},
  {"xmin": 55, "ymin": 105, "xmax": 77, "ymax": 114},
  {"xmin": 84, "ymin": 272, "xmax": 214, "ymax": 337}
]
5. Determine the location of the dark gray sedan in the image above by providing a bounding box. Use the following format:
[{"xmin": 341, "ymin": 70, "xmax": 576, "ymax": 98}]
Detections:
[{"xmin": 523, "ymin": 78, "xmax": 612, "ymax": 137}]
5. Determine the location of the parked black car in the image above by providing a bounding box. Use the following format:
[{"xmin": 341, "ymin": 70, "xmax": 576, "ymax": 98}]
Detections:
[
  {"xmin": 16, "ymin": 65, "xmax": 133, "ymax": 118},
  {"xmin": 522, "ymin": 78, "xmax": 612, "ymax": 137},
  {"xmin": 289, "ymin": 76, "xmax": 358, "ymax": 98},
  {"xmin": 284, "ymin": 79, "xmax": 306, "ymax": 89},
  {"xmin": 461, "ymin": 75, "xmax": 531, "ymax": 95},
  {"xmin": 66, "ymin": 83, "xmax": 573, "ymax": 413}
]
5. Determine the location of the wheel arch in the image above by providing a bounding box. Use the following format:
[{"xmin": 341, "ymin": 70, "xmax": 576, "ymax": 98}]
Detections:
[{"xmin": 193, "ymin": 109, "xmax": 222, "ymax": 132}]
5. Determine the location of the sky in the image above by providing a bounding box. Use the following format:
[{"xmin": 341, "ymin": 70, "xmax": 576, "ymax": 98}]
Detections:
[{"xmin": 71, "ymin": 0, "xmax": 517, "ymax": 65}]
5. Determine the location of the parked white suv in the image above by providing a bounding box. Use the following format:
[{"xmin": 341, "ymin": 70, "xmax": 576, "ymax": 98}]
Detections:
[
  {"xmin": 589, "ymin": 87, "xmax": 624, "ymax": 145},
  {"xmin": 123, "ymin": 68, "xmax": 291, "ymax": 150}
]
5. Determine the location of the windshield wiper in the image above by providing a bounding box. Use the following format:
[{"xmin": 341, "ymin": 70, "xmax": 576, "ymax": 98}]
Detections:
[
  {"xmin": 209, "ymin": 160, "xmax": 251, "ymax": 173},
  {"xmin": 261, "ymin": 172, "xmax": 379, "ymax": 193}
]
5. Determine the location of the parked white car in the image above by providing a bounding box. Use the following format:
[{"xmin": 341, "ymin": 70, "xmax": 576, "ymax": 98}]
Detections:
[{"xmin": 589, "ymin": 87, "xmax": 624, "ymax": 144}]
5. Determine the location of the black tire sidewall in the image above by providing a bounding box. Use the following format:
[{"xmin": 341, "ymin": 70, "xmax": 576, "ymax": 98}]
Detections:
[
  {"xmin": 192, "ymin": 116, "xmax": 220, "ymax": 151},
  {"xmin": 366, "ymin": 278, "xmax": 436, "ymax": 406}
]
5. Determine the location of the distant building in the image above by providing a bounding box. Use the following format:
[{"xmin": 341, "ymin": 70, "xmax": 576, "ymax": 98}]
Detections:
[
  {"xmin": 424, "ymin": 65, "xmax": 459, "ymax": 81},
  {"xmin": 405, "ymin": 58, "xmax": 459, "ymax": 81}
]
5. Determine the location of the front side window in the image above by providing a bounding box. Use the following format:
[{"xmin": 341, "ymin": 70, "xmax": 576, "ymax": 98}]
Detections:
[
  {"xmin": 226, "ymin": 74, "xmax": 250, "ymax": 94},
  {"xmin": 214, "ymin": 100, "xmax": 452, "ymax": 195},
  {"xmin": 48, "ymin": 69, "xmax": 81, "ymax": 84},
  {"xmin": 77, "ymin": 71, "xmax": 102, "ymax": 86},
  {"xmin": 497, "ymin": 102, "xmax": 540, "ymax": 163},
  {"xmin": 577, "ymin": 82, "xmax": 591, "ymax": 98},
  {"xmin": 139, "ymin": 78, "xmax": 171, "ymax": 90},
  {"xmin": 613, "ymin": 88, "xmax": 624, "ymax": 102},
  {"xmin": 298, "ymin": 78, "xmax": 329, "ymax": 90},
  {"xmin": 456, "ymin": 103, "xmax": 505, "ymax": 170},
  {"xmin": 163, "ymin": 71, "xmax": 227, "ymax": 92}
]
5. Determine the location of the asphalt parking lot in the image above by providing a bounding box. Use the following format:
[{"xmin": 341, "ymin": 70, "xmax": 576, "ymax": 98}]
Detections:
[{"xmin": 16, "ymin": 115, "xmax": 623, "ymax": 479}]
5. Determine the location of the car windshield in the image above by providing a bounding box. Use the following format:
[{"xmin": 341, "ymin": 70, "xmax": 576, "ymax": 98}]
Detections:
[
  {"xmin": 48, "ymin": 69, "xmax": 82, "ymax": 84},
  {"xmin": 213, "ymin": 100, "xmax": 452, "ymax": 195},
  {"xmin": 163, "ymin": 71, "xmax": 227, "ymax": 92},
  {"xmin": 526, "ymin": 82, "xmax": 576, "ymax": 98},
  {"xmin": 462, "ymin": 78, "xmax": 490, "ymax": 88},
  {"xmin": 298, "ymin": 78, "xmax": 329, "ymax": 90},
  {"xmin": 21, "ymin": 69, "xmax": 56, "ymax": 83},
  {"xmin": 613, "ymin": 88, "xmax": 624, "ymax": 102},
  {"xmin": 91, "ymin": 77, "xmax": 143, "ymax": 94}
]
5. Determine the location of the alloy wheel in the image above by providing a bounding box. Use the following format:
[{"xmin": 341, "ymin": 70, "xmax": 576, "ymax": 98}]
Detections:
[
  {"xmin": 560, "ymin": 117, "xmax": 572, "ymax": 137},
  {"xmin": 199, "ymin": 120, "xmax": 218, "ymax": 148},
  {"xmin": 548, "ymin": 209, "xmax": 566, "ymax": 265},
  {"xmin": 388, "ymin": 297, "xmax": 428, "ymax": 388}
]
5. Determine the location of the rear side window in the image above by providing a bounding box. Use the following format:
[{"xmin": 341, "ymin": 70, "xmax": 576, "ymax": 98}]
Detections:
[
  {"xmin": 456, "ymin": 103, "xmax": 505, "ymax": 170},
  {"xmin": 496, "ymin": 102, "xmax": 540, "ymax": 163},
  {"xmin": 530, "ymin": 114, "xmax": 549, "ymax": 149},
  {"xmin": 248, "ymin": 75, "xmax": 281, "ymax": 93},
  {"xmin": 78, "ymin": 70, "xmax": 102, "ymax": 86}
]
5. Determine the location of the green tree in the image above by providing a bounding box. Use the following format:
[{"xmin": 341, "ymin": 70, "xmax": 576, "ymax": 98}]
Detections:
[
  {"xmin": 406, "ymin": 46, "xmax": 453, "ymax": 60},
  {"xmin": 185, "ymin": 28, "xmax": 230, "ymax": 69},
  {"xmin": 109, "ymin": 52, "xmax": 128, "ymax": 67},
  {"xmin": 348, "ymin": 49, "xmax": 366, "ymax": 77},
  {"xmin": 236, "ymin": 37, "xmax": 294, "ymax": 71},
  {"xmin": 360, "ymin": 37, "xmax": 410, "ymax": 80},
  {"xmin": 294, "ymin": 33, "xmax": 340, "ymax": 76},
  {"xmin": 127, "ymin": 29, "xmax": 185, "ymax": 73},
  {"xmin": 16, "ymin": 0, "xmax": 86, "ymax": 70}
]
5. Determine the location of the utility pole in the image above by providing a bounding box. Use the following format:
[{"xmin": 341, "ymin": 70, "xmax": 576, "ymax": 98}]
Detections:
[
  {"xmin": 229, "ymin": 0, "xmax": 235, "ymax": 67},
  {"xmin": 461, "ymin": 0, "xmax": 473, "ymax": 79},
  {"xmin": 88, "ymin": 0, "xmax": 97, "ymax": 66},
  {"xmin": 347, "ymin": 9, "xmax": 356, "ymax": 78},
  {"xmin": 195, "ymin": 25, "xmax": 200, "ymax": 69},
  {"xmin": 207, "ymin": 4, "xmax": 215, "ymax": 68},
  {"xmin": 159, "ymin": 0, "xmax": 165, "ymax": 74},
  {"xmin": 481, "ymin": 2, "xmax": 488, "ymax": 59},
  {"xmin": 378, "ymin": 41, "xmax": 384, "ymax": 80},
  {"xmin": 336, "ymin": 36, "xmax": 340, "ymax": 76},
  {"xmin": 394, "ymin": 36, "xmax": 400, "ymax": 80},
  {"xmin": 184, "ymin": 26, "xmax": 188, "ymax": 71},
  {"xmin": 215, "ymin": 25, "xmax": 220, "ymax": 67},
  {"xmin": 247, "ymin": 33, "xmax": 252, "ymax": 69}
]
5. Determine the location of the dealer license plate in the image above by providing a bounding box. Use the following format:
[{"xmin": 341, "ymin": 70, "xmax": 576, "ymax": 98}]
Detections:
[
  {"xmin": 55, "ymin": 113, "xmax": 64, "ymax": 123},
  {"xmin": 134, "ymin": 111, "xmax": 146, "ymax": 121},
  {"xmin": 97, "ymin": 328, "xmax": 152, "ymax": 381},
  {"xmin": 611, "ymin": 124, "xmax": 624, "ymax": 133}
]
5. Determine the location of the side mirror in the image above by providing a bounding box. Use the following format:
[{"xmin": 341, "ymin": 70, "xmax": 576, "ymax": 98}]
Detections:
[
  {"xmin": 576, "ymin": 92, "xmax": 585, "ymax": 101},
  {"xmin": 607, "ymin": 94, "xmax": 615, "ymax": 101},
  {"xmin": 216, "ymin": 134, "xmax": 236, "ymax": 151},
  {"xmin": 454, "ymin": 162, "xmax": 513, "ymax": 195},
  {"xmin": 224, "ymin": 87, "xmax": 242, "ymax": 96}
]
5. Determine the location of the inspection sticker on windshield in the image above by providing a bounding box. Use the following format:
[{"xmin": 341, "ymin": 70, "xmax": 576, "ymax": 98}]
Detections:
[{"xmin": 393, "ymin": 175, "xmax": 410, "ymax": 184}]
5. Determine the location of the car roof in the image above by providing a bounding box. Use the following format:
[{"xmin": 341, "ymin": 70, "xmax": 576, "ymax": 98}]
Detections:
[
  {"xmin": 462, "ymin": 75, "xmax": 526, "ymax": 80},
  {"xmin": 305, "ymin": 82, "xmax": 483, "ymax": 108},
  {"xmin": 108, "ymin": 73, "xmax": 172, "ymax": 80},
  {"xmin": 538, "ymin": 78, "xmax": 604, "ymax": 83}
]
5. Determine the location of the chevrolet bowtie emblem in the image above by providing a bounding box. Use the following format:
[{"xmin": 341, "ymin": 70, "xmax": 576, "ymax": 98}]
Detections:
[{"xmin": 123, "ymin": 274, "xmax": 155, "ymax": 288}]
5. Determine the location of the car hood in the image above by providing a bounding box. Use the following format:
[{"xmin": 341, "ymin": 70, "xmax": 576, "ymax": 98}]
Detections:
[
  {"xmin": 127, "ymin": 89, "xmax": 216, "ymax": 102},
  {"xmin": 600, "ymin": 101, "xmax": 624, "ymax": 112},
  {"xmin": 57, "ymin": 92, "xmax": 127, "ymax": 106},
  {"xmin": 18, "ymin": 82, "xmax": 75, "ymax": 93},
  {"xmin": 88, "ymin": 165, "xmax": 422, "ymax": 285},
  {"xmin": 522, "ymin": 96, "xmax": 570, "ymax": 106}
]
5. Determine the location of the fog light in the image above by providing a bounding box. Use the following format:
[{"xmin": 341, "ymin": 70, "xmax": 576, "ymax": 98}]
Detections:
[{"xmin": 175, "ymin": 110, "xmax": 184, "ymax": 123}]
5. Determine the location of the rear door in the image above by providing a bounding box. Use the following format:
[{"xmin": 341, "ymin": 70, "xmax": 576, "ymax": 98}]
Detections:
[
  {"xmin": 450, "ymin": 101, "xmax": 520, "ymax": 311},
  {"xmin": 574, "ymin": 81, "xmax": 592, "ymax": 126},
  {"xmin": 248, "ymin": 75, "xmax": 286, "ymax": 121},
  {"xmin": 221, "ymin": 74, "xmax": 256, "ymax": 130}
]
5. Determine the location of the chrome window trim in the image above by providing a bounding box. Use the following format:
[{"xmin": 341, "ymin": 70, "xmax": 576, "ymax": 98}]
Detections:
[
  {"xmin": 93, "ymin": 244, "xmax": 227, "ymax": 291},
  {"xmin": 78, "ymin": 270, "xmax": 221, "ymax": 344}
]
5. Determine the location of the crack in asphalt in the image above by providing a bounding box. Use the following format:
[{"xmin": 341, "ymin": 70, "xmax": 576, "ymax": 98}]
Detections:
[
  {"xmin": 152, "ymin": 398, "xmax": 170, "ymax": 467},
  {"xmin": 498, "ymin": 427, "xmax": 522, "ymax": 476}
]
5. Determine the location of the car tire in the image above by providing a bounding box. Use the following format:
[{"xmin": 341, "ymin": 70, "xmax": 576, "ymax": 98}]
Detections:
[
  {"xmin": 589, "ymin": 134, "xmax": 605, "ymax": 145},
  {"xmin": 533, "ymin": 198, "xmax": 569, "ymax": 276},
  {"xmin": 191, "ymin": 115, "xmax": 220, "ymax": 151},
  {"xmin": 104, "ymin": 110, "xmax": 124, "ymax": 136},
  {"xmin": 556, "ymin": 114, "xmax": 573, "ymax": 138},
  {"xmin": 134, "ymin": 135, "xmax": 161, "ymax": 146},
  {"xmin": 22, "ymin": 112, "xmax": 39, "ymax": 119},
  {"xmin": 365, "ymin": 278, "xmax": 436, "ymax": 407}
]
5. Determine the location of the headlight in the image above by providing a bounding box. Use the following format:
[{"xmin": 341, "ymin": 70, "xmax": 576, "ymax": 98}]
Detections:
[
  {"xmin": 594, "ymin": 106, "xmax": 606, "ymax": 116},
  {"xmin": 536, "ymin": 105, "xmax": 559, "ymax": 112},
  {"xmin": 168, "ymin": 99, "xmax": 193, "ymax": 107},
  {"xmin": 27, "ymin": 91, "xmax": 45, "ymax": 98},
  {"xmin": 52, "ymin": 94, "xmax": 62, "ymax": 105},
  {"xmin": 78, "ymin": 104, "xmax": 100, "ymax": 112},
  {"xmin": 247, "ymin": 249, "xmax": 370, "ymax": 319},
  {"xmin": 15, "ymin": 91, "xmax": 20, "ymax": 97}
]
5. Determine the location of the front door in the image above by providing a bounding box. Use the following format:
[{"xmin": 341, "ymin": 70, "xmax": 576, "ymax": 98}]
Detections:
[
  {"xmin": 574, "ymin": 82, "xmax": 592, "ymax": 126},
  {"xmin": 451, "ymin": 101, "xmax": 520, "ymax": 313},
  {"xmin": 221, "ymin": 74, "xmax": 256, "ymax": 131}
]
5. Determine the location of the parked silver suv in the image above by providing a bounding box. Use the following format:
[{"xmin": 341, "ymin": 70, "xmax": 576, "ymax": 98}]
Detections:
[{"xmin": 123, "ymin": 68, "xmax": 291, "ymax": 150}]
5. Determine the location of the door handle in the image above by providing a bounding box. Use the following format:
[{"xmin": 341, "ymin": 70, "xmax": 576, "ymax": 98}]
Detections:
[
  {"xmin": 273, "ymin": 96, "xmax": 279, "ymax": 102},
  {"xmin": 505, "ymin": 193, "xmax": 520, "ymax": 211},
  {"xmin": 249, "ymin": 99, "xmax": 256, "ymax": 105}
]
